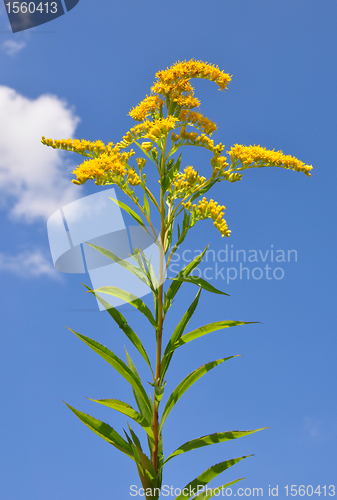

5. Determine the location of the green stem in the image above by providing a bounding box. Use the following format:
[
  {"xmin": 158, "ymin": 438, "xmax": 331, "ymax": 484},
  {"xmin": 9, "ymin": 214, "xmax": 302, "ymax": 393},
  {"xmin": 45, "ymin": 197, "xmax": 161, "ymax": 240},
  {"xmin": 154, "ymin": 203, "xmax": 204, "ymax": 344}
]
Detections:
[{"xmin": 152, "ymin": 134, "xmax": 168, "ymax": 475}]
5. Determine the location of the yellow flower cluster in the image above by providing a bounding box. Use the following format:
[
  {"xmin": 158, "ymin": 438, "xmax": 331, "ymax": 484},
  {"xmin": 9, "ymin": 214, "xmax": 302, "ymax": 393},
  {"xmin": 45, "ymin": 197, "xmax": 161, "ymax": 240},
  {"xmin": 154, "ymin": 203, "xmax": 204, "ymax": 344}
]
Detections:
[
  {"xmin": 41, "ymin": 137, "xmax": 113, "ymax": 157},
  {"xmin": 153, "ymin": 59, "xmax": 232, "ymax": 92},
  {"xmin": 119, "ymin": 117, "xmax": 178, "ymax": 148},
  {"xmin": 71, "ymin": 149, "xmax": 137, "ymax": 186},
  {"xmin": 179, "ymin": 110, "xmax": 218, "ymax": 135},
  {"xmin": 126, "ymin": 169, "xmax": 142, "ymax": 186},
  {"xmin": 147, "ymin": 60, "xmax": 232, "ymax": 117},
  {"xmin": 171, "ymin": 129, "xmax": 225, "ymax": 156},
  {"xmin": 129, "ymin": 95, "xmax": 165, "ymax": 122},
  {"xmin": 184, "ymin": 197, "xmax": 231, "ymax": 238},
  {"xmin": 172, "ymin": 166, "xmax": 206, "ymax": 196},
  {"xmin": 228, "ymin": 144, "xmax": 313, "ymax": 177},
  {"xmin": 174, "ymin": 94, "xmax": 201, "ymax": 109},
  {"xmin": 151, "ymin": 79, "xmax": 195, "ymax": 102}
]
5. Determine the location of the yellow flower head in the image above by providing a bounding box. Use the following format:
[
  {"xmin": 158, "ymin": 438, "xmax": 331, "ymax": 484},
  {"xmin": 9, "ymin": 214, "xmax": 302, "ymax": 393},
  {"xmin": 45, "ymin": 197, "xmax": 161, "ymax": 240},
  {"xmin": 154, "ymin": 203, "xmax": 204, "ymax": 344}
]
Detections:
[
  {"xmin": 129, "ymin": 95, "xmax": 165, "ymax": 122},
  {"xmin": 153, "ymin": 59, "xmax": 232, "ymax": 92},
  {"xmin": 119, "ymin": 116, "xmax": 178, "ymax": 148},
  {"xmin": 179, "ymin": 110, "xmax": 218, "ymax": 136},
  {"xmin": 184, "ymin": 196, "xmax": 231, "ymax": 237},
  {"xmin": 228, "ymin": 144, "xmax": 313, "ymax": 177},
  {"xmin": 41, "ymin": 137, "xmax": 113, "ymax": 157},
  {"xmin": 172, "ymin": 166, "xmax": 206, "ymax": 196},
  {"xmin": 71, "ymin": 148, "xmax": 135, "ymax": 186}
]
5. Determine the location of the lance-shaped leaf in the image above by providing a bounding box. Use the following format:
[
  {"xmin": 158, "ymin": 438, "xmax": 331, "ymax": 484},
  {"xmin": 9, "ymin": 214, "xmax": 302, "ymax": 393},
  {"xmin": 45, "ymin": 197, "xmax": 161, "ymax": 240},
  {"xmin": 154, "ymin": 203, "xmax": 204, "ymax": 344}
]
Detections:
[
  {"xmin": 88, "ymin": 398, "xmax": 154, "ymax": 440},
  {"xmin": 170, "ymin": 321, "xmax": 258, "ymax": 352},
  {"xmin": 193, "ymin": 478, "xmax": 245, "ymax": 500},
  {"xmin": 124, "ymin": 428, "xmax": 157, "ymax": 492},
  {"xmin": 64, "ymin": 402, "xmax": 134, "ymax": 460},
  {"xmin": 125, "ymin": 348, "xmax": 153, "ymax": 425},
  {"xmin": 132, "ymin": 248, "xmax": 159, "ymax": 292},
  {"xmin": 143, "ymin": 192, "xmax": 150, "ymax": 217},
  {"xmin": 85, "ymin": 242, "xmax": 150, "ymax": 286},
  {"xmin": 168, "ymin": 276, "xmax": 229, "ymax": 296},
  {"xmin": 109, "ymin": 197, "xmax": 147, "ymax": 228},
  {"xmin": 164, "ymin": 246, "xmax": 209, "ymax": 313},
  {"xmin": 189, "ymin": 179, "xmax": 218, "ymax": 203},
  {"xmin": 160, "ymin": 356, "xmax": 239, "ymax": 430},
  {"xmin": 84, "ymin": 284, "xmax": 153, "ymax": 374},
  {"xmin": 174, "ymin": 457, "xmax": 251, "ymax": 500},
  {"xmin": 164, "ymin": 428, "xmax": 268, "ymax": 465},
  {"xmin": 161, "ymin": 289, "xmax": 201, "ymax": 381},
  {"xmin": 94, "ymin": 286, "xmax": 156, "ymax": 327},
  {"xmin": 68, "ymin": 329, "xmax": 151, "ymax": 412}
]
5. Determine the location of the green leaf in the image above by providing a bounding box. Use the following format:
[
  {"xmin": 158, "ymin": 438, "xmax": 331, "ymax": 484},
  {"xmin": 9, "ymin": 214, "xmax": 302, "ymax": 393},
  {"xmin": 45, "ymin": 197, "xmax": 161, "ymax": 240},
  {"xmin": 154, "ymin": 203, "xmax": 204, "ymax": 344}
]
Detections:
[
  {"xmin": 164, "ymin": 428, "xmax": 268, "ymax": 465},
  {"xmin": 160, "ymin": 356, "xmax": 239, "ymax": 430},
  {"xmin": 193, "ymin": 478, "xmax": 245, "ymax": 499},
  {"xmin": 109, "ymin": 197, "xmax": 146, "ymax": 228},
  {"xmin": 125, "ymin": 348, "xmax": 153, "ymax": 425},
  {"xmin": 168, "ymin": 276, "xmax": 229, "ymax": 296},
  {"xmin": 64, "ymin": 402, "xmax": 134, "ymax": 459},
  {"xmin": 68, "ymin": 329, "xmax": 151, "ymax": 412},
  {"xmin": 174, "ymin": 457, "xmax": 251, "ymax": 500},
  {"xmin": 85, "ymin": 242, "xmax": 150, "ymax": 286},
  {"xmin": 88, "ymin": 398, "xmax": 154, "ymax": 439},
  {"xmin": 164, "ymin": 245, "xmax": 209, "ymax": 313},
  {"xmin": 94, "ymin": 286, "xmax": 156, "ymax": 327},
  {"xmin": 84, "ymin": 284, "xmax": 153, "ymax": 374},
  {"xmin": 161, "ymin": 289, "xmax": 202, "ymax": 381},
  {"xmin": 143, "ymin": 192, "xmax": 150, "ymax": 217},
  {"xmin": 172, "ymin": 321, "xmax": 258, "ymax": 351},
  {"xmin": 124, "ymin": 428, "xmax": 157, "ymax": 491},
  {"xmin": 189, "ymin": 179, "xmax": 218, "ymax": 203}
]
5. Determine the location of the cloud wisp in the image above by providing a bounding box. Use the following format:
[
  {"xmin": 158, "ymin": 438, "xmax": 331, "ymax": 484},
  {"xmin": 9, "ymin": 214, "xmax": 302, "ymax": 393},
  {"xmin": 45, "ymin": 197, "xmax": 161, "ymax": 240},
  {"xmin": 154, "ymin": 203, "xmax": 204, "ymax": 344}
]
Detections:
[
  {"xmin": 1, "ymin": 40, "xmax": 27, "ymax": 56},
  {"xmin": 0, "ymin": 249, "xmax": 61, "ymax": 279}
]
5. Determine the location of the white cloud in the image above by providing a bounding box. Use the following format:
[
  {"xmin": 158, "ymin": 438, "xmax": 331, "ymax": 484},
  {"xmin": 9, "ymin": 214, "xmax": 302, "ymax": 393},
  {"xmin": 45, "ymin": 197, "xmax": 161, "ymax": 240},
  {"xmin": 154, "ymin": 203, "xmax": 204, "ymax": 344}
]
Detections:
[
  {"xmin": 0, "ymin": 249, "xmax": 61, "ymax": 279},
  {"xmin": 2, "ymin": 40, "xmax": 26, "ymax": 56},
  {"xmin": 0, "ymin": 85, "xmax": 83, "ymax": 222}
]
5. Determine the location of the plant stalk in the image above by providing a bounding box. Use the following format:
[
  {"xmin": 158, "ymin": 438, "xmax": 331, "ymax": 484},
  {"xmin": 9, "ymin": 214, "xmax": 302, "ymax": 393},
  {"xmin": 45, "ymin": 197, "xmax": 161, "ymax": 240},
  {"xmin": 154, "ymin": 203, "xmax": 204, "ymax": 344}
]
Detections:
[{"xmin": 152, "ymin": 135, "xmax": 168, "ymax": 475}]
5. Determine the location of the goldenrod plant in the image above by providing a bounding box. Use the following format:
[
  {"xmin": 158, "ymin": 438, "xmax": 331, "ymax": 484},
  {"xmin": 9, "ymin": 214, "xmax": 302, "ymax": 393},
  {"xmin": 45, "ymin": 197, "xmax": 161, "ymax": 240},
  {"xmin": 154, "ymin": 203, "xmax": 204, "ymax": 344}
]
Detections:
[{"xmin": 42, "ymin": 60, "xmax": 312, "ymax": 500}]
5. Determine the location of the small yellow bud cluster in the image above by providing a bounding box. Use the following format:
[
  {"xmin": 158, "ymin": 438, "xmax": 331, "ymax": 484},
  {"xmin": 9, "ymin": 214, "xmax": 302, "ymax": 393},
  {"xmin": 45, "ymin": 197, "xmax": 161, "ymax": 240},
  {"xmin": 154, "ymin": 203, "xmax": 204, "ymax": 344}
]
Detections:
[
  {"xmin": 127, "ymin": 169, "xmax": 142, "ymax": 186},
  {"xmin": 136, "ymin": 158, "xmax": 147, "ymax": 170},
  {"xmin": 211, "ymin": 155, "xmax": 229, "ymax": 170},
  {"xmin": 41, "ymin": 137, "xmax": 113, "ymax": 157},
  {"xmin": 147, "ymin": 117, "xmax": 178, "ymax": 140},
  {"xmin": 129, "ymin": 95, "xmax": 165, "ymax": 122},
  {"xmin": 210, "ymin": 154, "xmax": 240, "ymax": 182},
  {"xmin": 171, "ymin": 127, "xmax": 207, "ymax": 145},
  {"xmin": 119, "ymin": 117, "xmax": 178, "ymax": 148},
  {"xmin": 228, "ymin": 144, "xmax": 313, "ymax": 177},
  {"xmin": 151, "ymin": 80, "xmax": 196, "ymax": 106},
  {"xmin": 174, "ymin": 94, "xmax": 200, "ymax": 109},
  {"xmin": 171, "ymin": 129, "xmax": 226, "ymax": 156},
  {"xmin": 179, "ymin": 110, "xmax": 218, "ymax": 135},
  {"xmin": 141, "ymin": 142, "xmax": 153, "ymax": 152},
  {"xmin": 184, "ymin": 197, "xmax": 231, "ymax": 238},
  {"xmin": 172, "ymin": 166, "xmax": 206, "ymax": 196}
]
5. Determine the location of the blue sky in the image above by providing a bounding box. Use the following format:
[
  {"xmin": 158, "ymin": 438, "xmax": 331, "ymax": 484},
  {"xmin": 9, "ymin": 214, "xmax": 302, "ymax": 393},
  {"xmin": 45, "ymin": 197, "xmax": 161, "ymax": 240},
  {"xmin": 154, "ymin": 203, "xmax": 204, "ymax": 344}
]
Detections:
[{"xmin": 0, "ymin": 1, "xmax": 336, "ymax": 498}]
